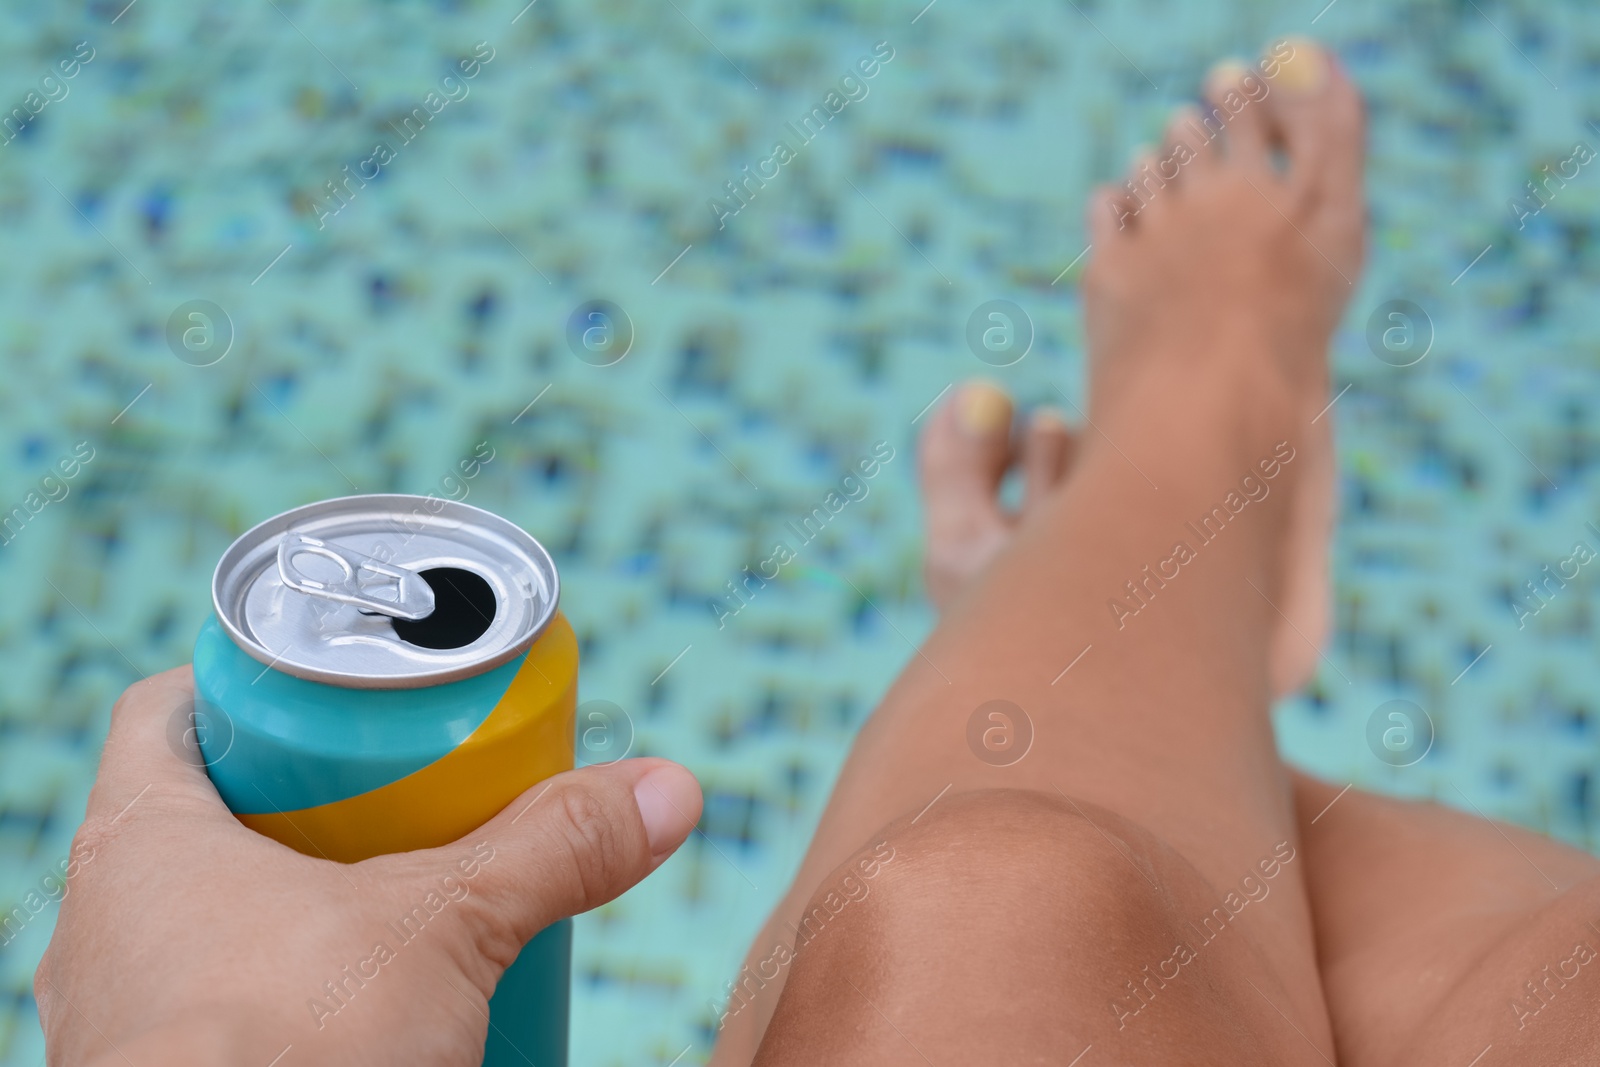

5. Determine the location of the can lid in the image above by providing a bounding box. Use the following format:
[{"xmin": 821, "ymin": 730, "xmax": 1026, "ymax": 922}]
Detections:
[{"xmin": 212, "ymin": 494, "xmax": 560, "ymax": 688}]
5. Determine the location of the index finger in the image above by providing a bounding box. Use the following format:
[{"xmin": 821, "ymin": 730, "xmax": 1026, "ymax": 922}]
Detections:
[{"xmin": 84, "ymin": 666, "xmax": 225, "ymax": 823}]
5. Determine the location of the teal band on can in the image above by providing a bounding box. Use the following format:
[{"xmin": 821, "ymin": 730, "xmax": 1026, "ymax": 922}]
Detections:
[
  {"xmin": 194, "ymin": 614, "xmax": 517, "ymax": 814},
  {"xmin": 485, "ymin": 922, "xmax": 572, "ymax": 1067}
]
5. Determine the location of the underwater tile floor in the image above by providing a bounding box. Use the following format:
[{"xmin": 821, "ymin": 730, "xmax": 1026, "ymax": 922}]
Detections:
[{"xmin": 3, "ymin": 0, "xmax": 1600, "ymax": 1062}]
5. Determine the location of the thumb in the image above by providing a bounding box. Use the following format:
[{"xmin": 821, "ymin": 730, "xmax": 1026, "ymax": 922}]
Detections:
[{"xmin": 434, "ymin": 758, "xmax": 701, "ymax": 953}]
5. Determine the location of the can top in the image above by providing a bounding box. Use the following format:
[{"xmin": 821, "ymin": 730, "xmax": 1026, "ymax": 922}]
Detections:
[{"xmin": 212, "ymin": 494, "xmax": 560, "ymax": 688}]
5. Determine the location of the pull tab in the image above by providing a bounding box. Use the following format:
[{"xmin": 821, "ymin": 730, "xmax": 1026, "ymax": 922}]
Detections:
[{"xmin": 276, "ymin": 533, "xmax": 436, "ymax": 620}]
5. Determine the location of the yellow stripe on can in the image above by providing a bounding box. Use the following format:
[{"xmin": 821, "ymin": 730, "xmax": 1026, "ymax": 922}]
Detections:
[{"xmin": 240, "ymin": 614, "xmax": 578, "ymax": 863}]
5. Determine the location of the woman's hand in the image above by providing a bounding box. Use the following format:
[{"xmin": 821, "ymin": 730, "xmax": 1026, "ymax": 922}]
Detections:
[{"xmin": 36, "ymin": 667, "xmax": 702, "ymax": 1066}]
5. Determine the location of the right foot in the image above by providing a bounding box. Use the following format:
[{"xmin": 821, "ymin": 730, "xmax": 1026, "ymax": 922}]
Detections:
[{"xmin": 921, "ymin": 38, "xmax": 1367, "ymax": 697}]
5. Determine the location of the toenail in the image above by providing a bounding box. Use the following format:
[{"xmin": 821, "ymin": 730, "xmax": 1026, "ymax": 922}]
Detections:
[
  {"xmin": 958, "ymin": 382, "xmax": 1012, "ymax": 437},
  {"xmin": 1272, "ymin": 37, "xmax": 1328, "ymax": 95},
  {"xmin": 1204, "ymin": 59, "xmax": 1251, "ymax": 95},
  {"xmin": 1031, "ymin": 408, "xmax": 1069, "ymax": 433}
]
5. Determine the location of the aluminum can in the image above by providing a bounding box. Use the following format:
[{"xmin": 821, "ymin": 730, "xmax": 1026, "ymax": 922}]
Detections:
[{"xmin": 192, "ymin": 493, "xmax": 576, "ymax": 1067}]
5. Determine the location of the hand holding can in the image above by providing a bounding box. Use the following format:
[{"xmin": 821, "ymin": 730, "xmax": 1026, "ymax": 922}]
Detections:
[
  {"xmin": 35, "ymin": 667, "xmax": 701, "ymax": 1066},
  {"xmin": 36, "ymin": 496, "xmax": 703, "ymax": 1066}
]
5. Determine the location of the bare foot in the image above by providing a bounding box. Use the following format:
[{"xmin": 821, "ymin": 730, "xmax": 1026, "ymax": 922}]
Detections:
[
  {"xmin": 921, "ymin": 39, "xmax": 1366, "ymax": 697},
  {"xmin": 918, "ymin": 380, "xmax": 1075, "ymax": 608}
]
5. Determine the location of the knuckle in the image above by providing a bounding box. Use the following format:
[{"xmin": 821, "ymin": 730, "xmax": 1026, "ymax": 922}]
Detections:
[
  {"xmin": 31, "ymin": 966, "xmax": 51, "ymax": 1031},
  {"xmin": 107, "ymin": 679, "xmax": 146, "ymax": 725},
  {"xmin": 107, "ymin": 668, "xmax": 191, "ymax": 729},
  {"xmin": 67, "ymin": 815, "xmax": 117, "ymax": 865},
  {"xmin": 45, "ymin": 819, "xmax": 116, "ymax": 904},
  {"xmin": 32, "ymin": 955, "xmax": 64, "ymax": 1040},
  {"xmin": 551, "ymin": 786, "xmax": 631, "ymax": 905}
]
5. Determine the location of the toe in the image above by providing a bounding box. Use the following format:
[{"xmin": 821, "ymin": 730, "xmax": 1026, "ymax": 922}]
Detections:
[
  {"xmin": 919, "ymin": 379, "xmax": 1014, "ymax": 536},
  {"xmin": 1088, "ymin": 182, "xmax": 1138, "ymax": 243},
  {"xmin": 1160, "ymin": 106, "xmax": 1217, "ymax": 178},
  {"xmin": 1105, "ymin": 141, "xmax": 1188, "ymax": 228},
  {"xmin": 1262, "ymin": 38, "xmax": 1367, "ymax": 208},
  {"xmin": 919, "ymin": 380, "xmax": 1017, "ymax": 606},
  {"xmin": 1122, "ymin": 145, "xmax": 1166, "ymax": 219},
  {"xmin": 1259, "ymin": 36, "xmax": 1367, "ymax": 279},
  {"xmin": 1020, "ymin": 409, "xmax": 1076, "ymax": 512},
  {"xmin": 1203, "ymin": 60, "xmax": 1272, "ymax": 171}
]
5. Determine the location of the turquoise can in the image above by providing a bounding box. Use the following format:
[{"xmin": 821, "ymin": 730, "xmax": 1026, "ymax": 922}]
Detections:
[{"xmin": 192, "ymin": 494, "xmax": 577, "ymax": 1066}]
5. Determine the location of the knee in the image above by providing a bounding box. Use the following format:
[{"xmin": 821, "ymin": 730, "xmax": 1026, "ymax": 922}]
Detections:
[
  {"xmin": 885, "ymin": 788, "xmax": 1168, "ymax": 905},
  {"xmin": 754, "ymin": 790, "xmax": 1208, "ymax": 1062},
  {"xmin": 793, "ymin": 788, "xmax": 1186, "ymax": 958}
]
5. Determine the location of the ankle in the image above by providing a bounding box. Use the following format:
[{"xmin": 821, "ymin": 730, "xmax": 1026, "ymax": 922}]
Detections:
[{"xmin": 1093, "ymin": 342, "xmax": 1303, "ymax": 466}]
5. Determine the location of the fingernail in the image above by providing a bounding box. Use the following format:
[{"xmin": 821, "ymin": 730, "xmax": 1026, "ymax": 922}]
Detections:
[
  {"xmin": 958, "ymin": 381, "xmax": 1012, "ymax": 437},
  {"xmin": 1274, "ymin": 37, "xmax": 1328, "ymax": 95},
  {"xmin": 633, "ymin": 764, "xmax": 702, "ymax": 858}
]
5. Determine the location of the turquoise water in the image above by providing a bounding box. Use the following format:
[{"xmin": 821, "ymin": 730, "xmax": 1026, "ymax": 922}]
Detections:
[{"xmin": 2, "ymin": 0, "xmax": 1599, "ymax": 1062}]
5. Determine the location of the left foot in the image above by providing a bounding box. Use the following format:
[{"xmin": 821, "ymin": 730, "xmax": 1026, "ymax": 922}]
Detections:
[{"xmin": 918, "ymin": 380, "xmax": 1074, "ymax": 608}]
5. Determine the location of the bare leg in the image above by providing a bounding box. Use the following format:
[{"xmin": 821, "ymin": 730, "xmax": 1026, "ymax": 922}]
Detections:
[
  {"xmin": 858, "ymin": 153, "xmax": 1600, "ymax": 1067},
  {"xmin": 753, "ymin": 789, "xmax": 1316, "ymax": 1066},
  {"xmin": 712, "ymin": 38, "xmax": 1366, "ymax": 1066},
  {"xmin": 1293, "ymin": 774, "xmax": 1600, "ymax": 1067}
]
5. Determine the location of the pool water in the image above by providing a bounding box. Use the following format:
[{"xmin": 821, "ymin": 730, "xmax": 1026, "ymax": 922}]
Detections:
[{"xmin": 2, "ymin": 0, "xmax": 1599, "ymax": 1062}]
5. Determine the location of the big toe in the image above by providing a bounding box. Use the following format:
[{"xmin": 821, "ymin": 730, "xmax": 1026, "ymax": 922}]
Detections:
[
  {"xmin": 919, "ymin": 380, "xmax": 1016, "ymax": 604},
  {"xmin": 1263, "ymin": 37, "xmax": 1367, "ymax": 242}
]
